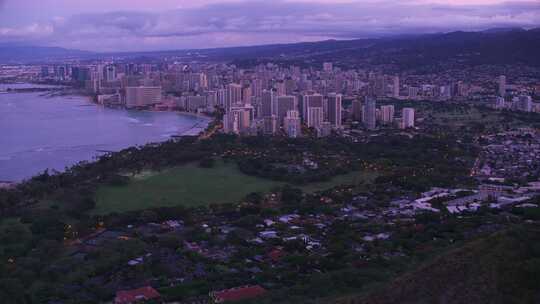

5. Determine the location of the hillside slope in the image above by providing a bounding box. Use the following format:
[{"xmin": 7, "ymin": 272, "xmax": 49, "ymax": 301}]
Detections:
[
  {"xmin": 0, "ymin": 45, "xmax": 94, "ymax": 63},
  {"xmin": 227, "ymin": 28, "xmax": 540, "ymax": 69},
  {"xmin": 340, "ymin": 225, "xmax": 540, "ymax": 304}
]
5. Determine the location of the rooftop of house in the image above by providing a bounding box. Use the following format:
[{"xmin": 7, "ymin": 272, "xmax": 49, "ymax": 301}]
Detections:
[
  {"xmin": 114, "ymin": 286, "xmax": 160, "ymax": 304},
  {"xmin": 211, "ymin": 285, "xmax": 267, "ymax": 303}
]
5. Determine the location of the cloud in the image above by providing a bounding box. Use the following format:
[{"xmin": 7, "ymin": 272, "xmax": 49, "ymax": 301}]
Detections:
[{"xmin": 0, "ymin": 0, "xmax": 539, "ymax": 51}]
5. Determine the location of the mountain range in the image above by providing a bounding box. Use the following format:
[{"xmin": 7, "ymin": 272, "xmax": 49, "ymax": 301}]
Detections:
[{"xmin": 1, "ymin": 28, "xmax": 539, "ymax": 69}]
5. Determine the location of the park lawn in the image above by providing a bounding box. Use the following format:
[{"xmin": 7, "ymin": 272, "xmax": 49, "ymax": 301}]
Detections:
[
  {"xmin": 94, "ymin": 162, "xmax": 376, "ymax": 215},
  {"xmin": 430, "ymin": 107, "xmax": 502, "ymax": 128}
]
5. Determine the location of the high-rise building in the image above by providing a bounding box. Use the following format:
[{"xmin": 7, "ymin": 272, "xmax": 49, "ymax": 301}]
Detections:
[
  {"xmin": 125, "ymin": 63, "xmax": 136, "ymax": 76},
  {"xmin": 498, "ymin": 75, "xmax": 506, "ymax": 96},
  {"xmin": 224, "ymin": 107, "xmax": 252, "ymax": 134},
  {"xmin": 408, "ymin": 87, "xmax": 419, "ymax": 99},
  {"xmin": 222, "ymin": 112, "xmax": 234, "ymax": 134},
  {"xmin": 186, "ymin": 95, "xmax": 207, "ymax": 112},
  {"xmin": 307, "ymin": 107, "xmax": 324, "ymax": 129},
  {"xmin": 105, "ymin": 65, "xmax": 117, "ymax": 82},
  {"xmin": 217, "ymin": 88, "xmax": 227, "ymax": 108},
  {"xmin": 392, "ymin": 76, "xmax": 400, "ymax": 98},
  {"xmin": 453, "ymin": 81, "xmax": 467, "ymax": 97},
  {"xmin": 235, "ymin": 107, "xmax": 252, "ymax": 132},
  {"xmin": 402, "ymin": 108, "xmax": 415, "ymax": 129},
  {"xmin": 125, "ymin": 87, "xmax": 162, "ymax": 108},
  {"xmin": 494, "ymin": 96, "xmax": 505, "ymax": 109},
  {"xmin": 323, "ymin": 62, "xmax": 333, "ymax": 72},
  {"xmin": 352, "ymin": 99, "xmax": 362, "ymax": 121},
  {"xmin": 252, "ymin": 79, "xmax": 263, "ymax": 97},
  {"xmin": 41, "ymin": 66, "xmax": 49, "ymax": 77},
  {"xmin": 54, "ymin": 66, "xmax": 66, "ymax": 81},
  {"xmin": 375, "ymin": 75, "xmax": 386, "ymax": 97},
  {"xmin": 226, "ymin": 83, "xmax": 242, "ymax": 110},
  {"xmin": 263, "ymin": 115, "xmax": 278, "ymax": 135},
  {"xmin": 283, "ymin": 110, "xmax": 302, "ymax": 138},
  {"xmin": 206, "ymin": 91, "xmax": 218, "ymax": 109},
  {"xmin": 242, "ymin": 86, "xmax": 252, "ymax": 105},
  {"xmin": 261, "ymin": 90, "xmax": 275, "ymax": 117},
  {"xmin": 364, "ymin": 97, "xmax": 377, "ymax": 130},
  {"xmin": 188, "ymin": 73, "xmax": 207, "ymax": 91},
  {"xmin": 318, "ymin": 121, "xmax": 333, "ymax": 137},
  {"xmin": 71, "ymin": 67, "xmax": 91, "ymax": 87},
  {"xmin": 326, "ymin": 93, "xmax": 342, "ymax": 128},
  {"xmin": 302, "ymin": 94, "xmax": 323, "ymax": 121},
  {"xmin": 276, "ymin": 96, "xmax": 297, "ymax": 125},
  {"xmin": 274, "ymin": 82, "xmax": 286, "ymax": 96},
  {"xmin": 285, "ymin": 78, "xmax": 296, "ymax": 95},
  {"xmin": 380, "ymin": 105, "xmax": 395, "ymax": 125},
  {"xmin": 518, "ymin": 95, "xmax": 532, "ymax": 112}
]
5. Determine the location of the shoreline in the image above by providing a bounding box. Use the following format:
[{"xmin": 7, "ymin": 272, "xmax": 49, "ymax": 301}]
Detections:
[
  {"xmin": 0, "ymin": 118, "xmax": 211, "ymax": 185},
  {"xmin": 0, "ymin": 88, "xmax": 214, "ymax": 185},
  {"xmin": 2, "ymin": 83, "xmax": 215, "ymax": 122}
]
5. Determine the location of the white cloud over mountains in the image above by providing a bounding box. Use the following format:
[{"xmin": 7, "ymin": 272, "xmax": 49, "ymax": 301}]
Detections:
[{"xmin": 0, "ymin": 0, "xmax": 538, "ymax": 51}]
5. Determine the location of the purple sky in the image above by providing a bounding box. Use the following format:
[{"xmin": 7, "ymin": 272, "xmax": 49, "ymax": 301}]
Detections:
[{"xmin": 0, "ymin": 0, "xmax": 539, "ymax": 52}]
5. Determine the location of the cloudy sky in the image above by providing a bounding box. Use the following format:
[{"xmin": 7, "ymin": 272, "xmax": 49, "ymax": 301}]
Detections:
[{"xmin": 0, "ymin": 0, "xmax": 539, "ymax": 52}]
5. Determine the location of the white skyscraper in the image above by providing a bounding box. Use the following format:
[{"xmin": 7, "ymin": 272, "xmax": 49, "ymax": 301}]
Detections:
[
  {"xmin": 408, "ymin": 87, "xmax": 419, "ymax": 99},
  {"xmin": 125, "ymin": 87, "xmax": 162, "ymax": 108},
  {"xmin": 498, "ymin": 75, "xmax": 506, "ymax": 96},
  {"xmin": 323, "ymin": 62, "xmax": 333, "ymax": 72},
  {"xmin": 283, "ymin": 110, "xmax": 302, "ymax": 138},
  {"xmin": 105, "ymin": 65, "xmax": 116, "ymax": 82},
  {"xmin": 518, "ymin": 95, "xmax": 532, "ymax": 112},
  {"xmin": 494, "ymin": 96, "xmax": 505, "ymax": 109},
  {"xmin": 224, "ymin": 107, "xmax": 252, "ymax": 134},
  {"xmin": 392, "ymin": 76, "xmax": 400, "ymax": 98},
  {"xmin": 302, "ymin": 94, "xmax": 323, "ymax": 121},
  {"xmin": 402, "ymin": 108, "xmax": 415, "ymax": 129},
  {"xmin": 380, "ymin": 105, "xmax": 395, "ymax": 125},
  {"xmin": 307, "ymin": 107, "xmax": 324, "ymax": 129},
  {"xmin": 186, "ymin": 95, "xmax": 207, "ymax": 112},
  {"xmin": 227, "ymin": 83, "xmax": 242, "ymax": 110}
]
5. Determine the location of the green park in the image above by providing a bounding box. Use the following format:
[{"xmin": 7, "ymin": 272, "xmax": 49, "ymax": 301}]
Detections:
[{"xmin": 94, "ymin": 161, "xmax": 377, "ymax": 214}]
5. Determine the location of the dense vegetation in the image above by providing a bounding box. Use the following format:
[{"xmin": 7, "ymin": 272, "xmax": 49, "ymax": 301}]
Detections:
[{"xmin": 353, "ymin": 224, "xmax": 540, "ymax": 304}]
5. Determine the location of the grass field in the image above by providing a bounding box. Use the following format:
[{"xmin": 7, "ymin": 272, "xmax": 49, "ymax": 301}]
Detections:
[
  {"xmin": 430, "ymin": 107, "xmax": 501, "ymax": 127},
  {"xmin": 94, "ymin": 162, "xmax": 376, "ymax": 215}
]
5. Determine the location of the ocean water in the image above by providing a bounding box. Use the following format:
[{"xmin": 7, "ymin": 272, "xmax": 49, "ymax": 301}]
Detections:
[{"xmin": 0, "ymin": 87, "xmax": 209, "ymax": 182}]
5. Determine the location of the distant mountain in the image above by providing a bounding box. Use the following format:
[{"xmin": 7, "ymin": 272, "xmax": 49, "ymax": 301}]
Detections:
[
  {"xmin": 0, "ymin": 45, "xmax": 94, "ymax": 63},
  {"xmin": 481, "ymin": 27, "xmax": 526, "ymax": 34},
  {"xmin": 1, "ymin": 28, "xmax": 539, "ymax": 69},
  {"xmin": 223, "ymin": 28, "xmax": 540, "ymax": 70}
]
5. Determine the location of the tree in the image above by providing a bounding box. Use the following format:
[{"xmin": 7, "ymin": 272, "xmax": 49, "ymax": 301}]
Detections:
[
  {"xmin": 245, "ymin": 192, "xmax": 263, "ymax": 205},
  {"xmin": 139, "ymin": 210, "xmax": 159, "ymax": 223},
  {"xmin": 281, "ymin": 186, "xmax": 303, "ymax": 206}
]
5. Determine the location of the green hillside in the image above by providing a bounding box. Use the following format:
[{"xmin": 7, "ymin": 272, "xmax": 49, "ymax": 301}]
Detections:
[{"xmin": 334, "ymin": 225, "xmax": 540, "ymax": 304}]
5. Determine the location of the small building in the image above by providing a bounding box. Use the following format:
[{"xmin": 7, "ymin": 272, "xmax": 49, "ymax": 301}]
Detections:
[
  {"xmin": 210, "ymin": 285, "xmax": 267, "ymax": 303},
  {"xmin": 114, "ymin": 286, "xmax": 161, "ymax": 304}
]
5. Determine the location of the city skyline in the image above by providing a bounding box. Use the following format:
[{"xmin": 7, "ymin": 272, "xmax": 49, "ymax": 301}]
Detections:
[{"xmin": 1, "ymin": 0, "xmax": 539, "ymax": 52}]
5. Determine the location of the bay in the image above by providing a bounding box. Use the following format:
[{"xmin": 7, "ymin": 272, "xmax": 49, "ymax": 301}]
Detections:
[{"xmin": 0, "ymin": 85, "xmax": 209, "ymax": 182}]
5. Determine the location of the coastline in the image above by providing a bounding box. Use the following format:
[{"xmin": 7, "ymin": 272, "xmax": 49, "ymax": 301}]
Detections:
[
  {"xmin": 0, "ymin": 88, "xmax": 215, "ymax": 185},
  {"xmin": 0, "ymin": 182, "xmax": 16, "ymax": 189}
]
